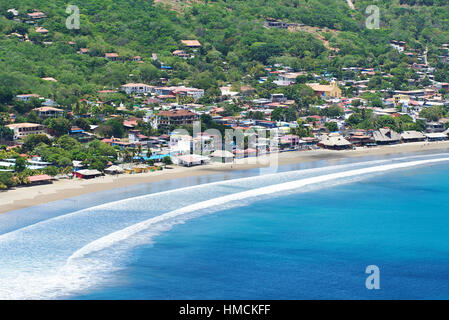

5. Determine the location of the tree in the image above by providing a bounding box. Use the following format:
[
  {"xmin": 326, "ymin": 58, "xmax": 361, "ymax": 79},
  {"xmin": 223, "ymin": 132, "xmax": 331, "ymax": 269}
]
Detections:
[
  {"xmin": 325, "ymin": 122, "xmax": 339, "ymax": 132},
  {"xmin": 14, "ymin": 156, "xmax": 27, "ymax": 172},
  {"xmin": 162, "ymin": 156, "xmax": 172, "ymax": 166},
  {"xmin": 22, "ymin": 134, "xmax": 51, "ymax": 152},
  {"xmin": 420, "ymin": 106, "xmax": 445, "ymax": 122},
  {"xmin": 0, "ymin": 172, "xmax": 14, "ymax": 190},
  {"xmin": 104, "ymin": 117, "xmax": 124, "ymax": 138},
  {"xmin": 43, "ymin": 166, "xmax": 59, "ymax": 177},
  {"xmin": 0, "ymin": 126, "xmax": 13, "ymax": 142},
  {"xmin": 48, "ymin": 118, "xmax": 71, "ymax": 137}
]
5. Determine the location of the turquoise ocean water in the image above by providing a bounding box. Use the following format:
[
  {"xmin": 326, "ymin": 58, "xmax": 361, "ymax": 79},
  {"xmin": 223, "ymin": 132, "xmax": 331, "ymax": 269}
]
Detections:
[{"xmin": 1, "ymin": 151, "xmax": 449, "ymax": 299}]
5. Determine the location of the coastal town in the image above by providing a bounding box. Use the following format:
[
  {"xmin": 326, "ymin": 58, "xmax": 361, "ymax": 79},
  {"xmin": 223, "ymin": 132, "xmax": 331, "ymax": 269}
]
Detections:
[{"xmin": 1, "ymin": 7, "xmax": 449, "ymax": 191}]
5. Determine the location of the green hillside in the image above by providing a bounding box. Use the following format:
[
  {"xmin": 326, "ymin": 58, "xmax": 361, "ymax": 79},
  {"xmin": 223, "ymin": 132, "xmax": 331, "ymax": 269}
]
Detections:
[{"xmin": 0, "ymin": 0, "xmax": 448, "ymax": 106}]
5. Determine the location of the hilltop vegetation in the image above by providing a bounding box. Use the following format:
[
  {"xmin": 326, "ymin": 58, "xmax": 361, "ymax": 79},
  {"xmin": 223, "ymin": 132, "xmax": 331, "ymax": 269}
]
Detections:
[{"xmin": 0, "ymin": 0, "xmax": 448, "ymax": 108}]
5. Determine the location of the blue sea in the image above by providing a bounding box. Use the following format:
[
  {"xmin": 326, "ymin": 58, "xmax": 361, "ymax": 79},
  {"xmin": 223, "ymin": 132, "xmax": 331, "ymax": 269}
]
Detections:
[{"xmin": 1, "ymin": 151, "xmax": 449, "ymax": 299}]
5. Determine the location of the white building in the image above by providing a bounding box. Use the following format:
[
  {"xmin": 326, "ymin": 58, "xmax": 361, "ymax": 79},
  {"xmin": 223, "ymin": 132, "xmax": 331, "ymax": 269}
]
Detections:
[{"xmin": 121, "ymin": 83, "xmax": 153, "ymax": 95}]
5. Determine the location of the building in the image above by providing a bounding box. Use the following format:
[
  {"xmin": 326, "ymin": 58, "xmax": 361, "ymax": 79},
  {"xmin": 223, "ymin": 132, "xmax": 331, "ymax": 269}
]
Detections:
[
  {"xmin": 264, "ymin": 18, "xmax": 288, "ymax": 29},
  {"xmin": 373, "ymin": 128, "xmax": 401, "ymax": 145},
  {"xmin": 181, "ymin": 40, "xmax": 201, "ymax": 48},
  {"xmin": 156, "ymin": 109, "xmax": 199, "ymax": 127},
  {"xmin": 16, "ymin": 94, "xmax": 41, "ymax": 102},
  {"xmin": 274, "ymin": 72, "xmax": 304, "ymax": 86},
  {"xmin": 172, "ymin": 87, "xmax": 205, "ymax": 100},
  {"xmin": 318, "ymin": 133, "xmax": 352, "ymax": 150},
  {"xmin": 306, "ymin": 82, "xmax": 342, "ymax": 98},
  {"xmin": 401, "ymin": 131, "xmax": 426, "ymax": 143},
  {"xmin": 33, "ymin": 106, "xmax": 64, "ymax": 118},
  {"xmin": 425, "ymin": 122, "xmax": 445, "ymax": 133},
  {"xmin": 73, "ymin": 169, "xmax": 102, "ymax": 179},
  {"xmin": 27, "ymin": 11, "xmax": 46, "ymax": 19},
  {"xmin": 393, "ymin": 94, "xmax": 410, "ymax": 106},
  {"xmin": 6, "ymin": 123, "xmax": 46, "ymax": 140},
  {"xmin": 390, "ymin": 40, "xmax": 406, "ymax": 52},
  {"xmin": 121, "ymin": 83, "xmax": 153, "ymax": 95},
  {"xmin": 35, "ymin": 27, "xmax": 49, "ymax": 35},
  {"xmin": 173, "ymin": 50, "xmax": 189, "ymax": 58},
  {"xmin": 105, "ymin": 53, "xmax": 119, "ymax": 61},
  {"xmin": 270, "ymin": 93, "xmax": 287, "ymax": 103}
]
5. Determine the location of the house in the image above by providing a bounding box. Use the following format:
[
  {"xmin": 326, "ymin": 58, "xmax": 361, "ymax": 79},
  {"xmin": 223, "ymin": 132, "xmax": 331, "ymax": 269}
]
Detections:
[
  {"xmin": 16, "ymin": 94, "xmax": 41, "ymax": 102},
  {"xmin": 41, "ymin": 77, "xmax": 57, "ymax": 82},
  {"xmin": 27, "ymin": 11, "xmax": 47, "ymax": 20},
  {"xmin": 121, "ymin": 83, "xmax": 153, "ymax": 95},
  {"xmin": 6, "ymin": 123, "xmax": 46, "ymax": 140},
  {"xmin": 425, "ymin": 122, "xmax": 445, "ymax": 133},
  {"xmin": 390, "ymin": 40, "xmax": 406, "ymax": 52},
  {"xmin": 373, "ymin": 128, "xmax": 401, "ymax": 145},
  {"xmin": 181, "ymin": 40, "xmax": 201, "ymax": 48},
  {"xmin": 393, "ymin": 94, "xmax": 410, "ymax": 106},
  {"xmin": 105, "ymin": 53, "xmax": 119, "ymax": 61},
  {"xmin": 78, "ymin": 48, "xmax": 89, "ymax": 54},
  {"xmin": 220, "ymin": 86, "xmax": 239, "ymax": 97},
  {"xmin": 35, "ymin": 27, "xmax": 49, "ymax": 35},
  {"xmin": 173, "ymin": 50, "xmax": 189, "ymax": 58},
  {"xmin": 274, "ymin": 72, "xmax": 304, "ymax": 86},
  {"xmin": 279, "ymin": 135, "xmax": 304, "ymax": 150},
  {"xmin": 156, "ymin": 109, "xmax": 199, "ymax": 127},
  {"xmin": 172, "ymin": 87, "xmax": 205, "ymax": 100},
  {"xmin": 33, "ymin": 106, "xmax": 64, "ymax": 118},
  {"xmin": 270, "ymin": 93, "xmax": 287, "ymax": 103},
  {"xmin": 264, "ymin": 18, "xmax": 288, "ymax": 29},
  {"xmin": 306, "ymin": 81, "xmax": 342, "ymax": 98},
  {"xmin": 7, "ymin": 9, "xmax": 19, "ymax": 16}
]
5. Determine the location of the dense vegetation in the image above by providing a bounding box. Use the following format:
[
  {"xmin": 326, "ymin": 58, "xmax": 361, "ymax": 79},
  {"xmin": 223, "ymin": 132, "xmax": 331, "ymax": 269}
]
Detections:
[{"xmin": 0, "ymin": 0, "xmax": 448, "ymax": 107}]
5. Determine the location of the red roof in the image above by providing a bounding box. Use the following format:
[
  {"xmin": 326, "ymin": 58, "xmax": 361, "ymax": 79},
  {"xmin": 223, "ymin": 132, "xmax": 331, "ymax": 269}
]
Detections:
[
  {"xmin": 158, "ymin": 109, "xmax": 197, "ymax": 117},
  {"xmin": 28, "ymin": 175, "xmax": 52, "ymax": 182}
]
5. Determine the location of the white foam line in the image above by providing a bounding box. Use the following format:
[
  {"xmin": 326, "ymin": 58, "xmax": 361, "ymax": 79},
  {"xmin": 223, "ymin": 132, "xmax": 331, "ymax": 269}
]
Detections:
[
  {"xmin": 0, "ymin": 157, "xmax": 395, "ymax": 240},
  {"xmin": 1, "ymin": 153, "xmax": 446, "ymax": 241},
  {"xmin": 67, "ymin": 157, "xmax": 449, "ymax": 262}
]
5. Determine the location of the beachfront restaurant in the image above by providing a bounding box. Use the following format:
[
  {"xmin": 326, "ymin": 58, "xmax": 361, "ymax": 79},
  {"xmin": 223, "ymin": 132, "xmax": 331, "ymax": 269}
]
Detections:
[
  {"xmin": 318, "ymin": 133, "xmax": 352, "ymax": 150},
  {"xmin": 104, "ymin": 165, "xmax": 125, "ymax": 175},
  {"xmin": 73, "ymin": 169, "xmax": 102, "ymax": 179},
  {"xmin": 401, "ymin": 131, "xmax": 426, "ymax": 143},
  {"xmin": 175, "ymin": 154, "xmax": 210, "ymax": 167},
  {"xmin": 27, "ymin": 174, "xmax": 53, "ymax": 185},
  {"xmin": 425, "ymin": 132, "xmax": 448, "ymax": 142}
]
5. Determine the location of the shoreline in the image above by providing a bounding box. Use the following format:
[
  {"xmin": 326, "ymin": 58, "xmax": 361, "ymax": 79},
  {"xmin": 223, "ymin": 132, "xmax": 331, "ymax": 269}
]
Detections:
[{"xmin": 1, "ymin": 140, "xmax": 449, "ymax": 214}]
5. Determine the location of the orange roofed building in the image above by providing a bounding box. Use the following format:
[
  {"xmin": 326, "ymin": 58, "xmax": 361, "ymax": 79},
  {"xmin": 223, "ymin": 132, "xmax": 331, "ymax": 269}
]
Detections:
[
  {"xmin": 156, "ymin": 109, "xmax": 199, "ymax": 127},
  {"xmin": 181, "ymin": 40, "xmax": 201, "ymax": 48},
  {"xmin": 6, "ymin": 123, "xmax": 46, "ymax": 140}
]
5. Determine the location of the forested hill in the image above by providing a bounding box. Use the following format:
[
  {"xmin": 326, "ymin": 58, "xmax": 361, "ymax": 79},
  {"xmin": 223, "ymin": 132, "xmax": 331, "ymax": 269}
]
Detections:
[{"xmin": 0, "ymin": 0, "xmax": 448, "ymax": 106}]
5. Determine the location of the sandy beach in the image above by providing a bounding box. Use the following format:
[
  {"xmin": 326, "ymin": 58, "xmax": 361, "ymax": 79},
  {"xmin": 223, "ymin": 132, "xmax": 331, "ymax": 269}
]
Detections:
[{"xmin": 1, "ymin": 140, "xmax": 449, "ymax": 214}]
